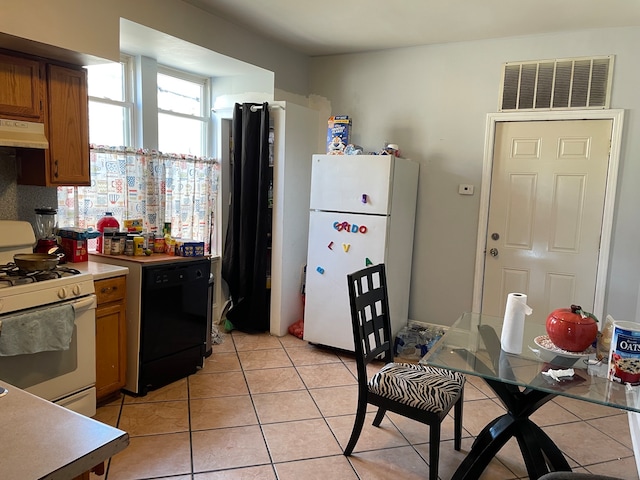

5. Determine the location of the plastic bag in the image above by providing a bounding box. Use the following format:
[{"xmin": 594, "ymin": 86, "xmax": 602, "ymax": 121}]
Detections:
[{"xmin": 288, "ymin": 319, "xmax": 304, "ymax": 339}]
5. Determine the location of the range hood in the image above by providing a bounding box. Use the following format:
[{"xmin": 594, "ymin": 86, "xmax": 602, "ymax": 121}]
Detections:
[{"xmin": 0, "ymin": 118, "xmax": 49, "ymax": 149}]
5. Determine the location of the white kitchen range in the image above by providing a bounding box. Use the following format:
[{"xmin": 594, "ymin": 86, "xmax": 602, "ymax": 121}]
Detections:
[{"xmin": 0, "ymin": 220, "xmax": 97, "ymax": 416}]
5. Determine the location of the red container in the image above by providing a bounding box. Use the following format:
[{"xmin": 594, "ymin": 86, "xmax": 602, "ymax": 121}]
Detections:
[
  {"xmin": 96, "ymin": 212, "xmax": 120, "ymax": 253},
  {"xmin": 546, "ymin": 304, "xmax": 598, "ymax": 352},
  {"xmin": 61, "ymin": 237, "xmax": 88, "ymax": 263}
]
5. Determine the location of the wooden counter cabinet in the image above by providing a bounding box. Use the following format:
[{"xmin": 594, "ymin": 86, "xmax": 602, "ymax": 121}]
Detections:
[{"xmin": 95, "ymin": 275, "xmax": 127, "ymax": 402}]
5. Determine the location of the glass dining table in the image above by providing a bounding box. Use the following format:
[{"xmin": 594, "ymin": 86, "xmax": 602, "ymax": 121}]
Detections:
[{"xmin": 419, "ymin": 312, "xmax": 640, "ymax": 480}]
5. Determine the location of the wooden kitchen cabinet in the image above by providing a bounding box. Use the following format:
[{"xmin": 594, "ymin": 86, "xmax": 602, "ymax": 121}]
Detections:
[
  {"xmin": 44, "ymin": 64, "xmax": 90, "ymax": 185},
  {"xmin": 0, "ymin": 51, "xmax": 45, "ymax": 121},
  {"xmin": 95, "ymin": 276, "xmax": 127, "ymax": 403},
  {"xmin": 17, "ymin": 62, "xmax": 90, "ymax": 186},
  {"xmin": 0, "ymin": 49, "xmax": 90, "ymax": 186}
]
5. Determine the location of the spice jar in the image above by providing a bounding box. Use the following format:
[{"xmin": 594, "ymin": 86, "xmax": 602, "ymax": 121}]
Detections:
[
  {"xmin": 110, "ymin": 236, "xmax": 121, "ymax": 255},
  {"xmin": 124, "ymin": 238, "xmax": 134, "ymax": 256},
  {"xmin": 102, "ymin": 233, "xmax": 114, "ymax": 255}
]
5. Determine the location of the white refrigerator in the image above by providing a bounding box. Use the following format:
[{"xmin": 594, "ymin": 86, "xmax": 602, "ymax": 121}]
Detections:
[{"xmin": 303, "ymin": 154, "xmax": 419, "ymax": 351}]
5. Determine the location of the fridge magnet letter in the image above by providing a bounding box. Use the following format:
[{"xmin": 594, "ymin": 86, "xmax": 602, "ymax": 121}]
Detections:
[
  {"xmin": 359, "ymin": 225, "xmax": 367, "ymax": 234},
  {"xmin": 342, "ymin": 243, "xmax": 350, "ymax": 252},
  {"xmin": 327, "ymin": 241, "xmax": 334, "ymax": 250},
  {"xmin": 316, "ymin": 266, "xmax": 325, "ymax": 274},
  {"xmin": 333, "ymin": 221, "xmax": 343, "ymax": 231},
  {"xmin": 361, "ymin": 194, "xmax": 368, "ymax": 204},
  {"xmin": 365, "ymin": 257, "xmax": 373, "ymax": 266}
]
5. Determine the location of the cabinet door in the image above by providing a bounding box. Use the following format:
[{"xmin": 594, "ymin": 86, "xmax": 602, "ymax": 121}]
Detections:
[
  {"xmin": 95, "ymin": 276, "xmax": 127, "ymax": 402},
  {"xmin": 47, "ymin": 64, "xmax": 90, "ymax": 185},
  {"xmin": 0, "ymin": 52, "xmax": 44, "ymax": 121},
  {"xmin": 95, "ymin": 301, "xmax": 127, "ymax": 401}
]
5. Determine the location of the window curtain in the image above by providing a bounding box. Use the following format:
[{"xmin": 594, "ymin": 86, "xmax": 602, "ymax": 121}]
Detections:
[
  {"xmin": 57, "ymin": 146, "xmax": 219, "ymax": 251},
  {"xmin": 221, "ymin": 102, "xmax": 271, "ymax": 333}
]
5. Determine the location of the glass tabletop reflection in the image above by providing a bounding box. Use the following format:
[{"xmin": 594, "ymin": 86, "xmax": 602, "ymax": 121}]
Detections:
[{"xmin": 419, "ymin": 312, "xmax": 640, "ymax": 413}]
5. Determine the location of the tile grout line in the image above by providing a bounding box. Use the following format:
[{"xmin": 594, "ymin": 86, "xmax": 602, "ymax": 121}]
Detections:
[{"xmin": 235, "ymin": 332, "xmax": 280, "ymax": 477}]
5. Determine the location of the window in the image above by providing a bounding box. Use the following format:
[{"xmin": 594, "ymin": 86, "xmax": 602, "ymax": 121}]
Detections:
[
  {"xmin": 58, "ymin": 57, "xmax": 219, "ymax": 254},
  {"xmin": 157, "ymin": 68, "xmax": 209, "ymax": 156},
  {"xmin": 86, "ymin": 56, "xmax": 134, "ymax": 146}
]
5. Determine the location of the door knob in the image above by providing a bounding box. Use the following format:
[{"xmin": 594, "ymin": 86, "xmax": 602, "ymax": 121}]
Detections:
[
  {"xmin": 489, "ymin": 248, "xmax": 499, "ymax": 257},
  {"xmin": 491, "ymin": 232, "xmax": 500, "ymax": 241}
]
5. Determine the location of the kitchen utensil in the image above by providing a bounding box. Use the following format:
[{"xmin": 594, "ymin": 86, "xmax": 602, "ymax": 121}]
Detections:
[
  {"xmin": 34, "ymin": 207, "xmax": 64, "ymax": 257},
  {"xmin": 14, "ymin": 253, "xmax": 60, "ymax": 271}
]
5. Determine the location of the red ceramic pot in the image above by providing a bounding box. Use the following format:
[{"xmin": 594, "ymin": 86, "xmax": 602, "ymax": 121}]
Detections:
[{"xmin": 545, "ymin": 305, "xmax": 598, "ymax": 352}]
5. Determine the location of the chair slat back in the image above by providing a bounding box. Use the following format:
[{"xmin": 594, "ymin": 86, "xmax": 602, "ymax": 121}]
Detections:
[{"xmin": 347, "ymin": 264, "xmax": 394, "ymax": 374}]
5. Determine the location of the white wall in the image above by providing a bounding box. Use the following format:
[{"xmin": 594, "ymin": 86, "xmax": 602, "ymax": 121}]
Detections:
[
  {"xmin": 0, "ymin": 0, "xmax": 309, "ymax": 96},
  {"xmin": 310, "ymin": 27, "xmax": 640, "ymax": 326}
]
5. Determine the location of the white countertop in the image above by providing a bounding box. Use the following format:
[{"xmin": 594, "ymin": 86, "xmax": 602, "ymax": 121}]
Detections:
[
  {"xmin": 0, "ymin": 381, "xmax": 128, "ymax": 479},
  {"xmin": 67, "ymin": 261, "xmax": 129, "ymax": 280}
]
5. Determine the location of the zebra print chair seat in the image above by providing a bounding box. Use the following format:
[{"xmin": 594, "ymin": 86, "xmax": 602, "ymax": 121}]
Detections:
[
  {"xmin": 369, "ymin": 363, "xmax": 465, "ymax": 413},
  {"xmin": 345, "ymin": 264, "xmax": 465, "ymax": 480}
]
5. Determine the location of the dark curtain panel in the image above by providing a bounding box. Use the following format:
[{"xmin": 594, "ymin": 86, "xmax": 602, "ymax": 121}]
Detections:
[{"xmin": 221, "ymin": 102, "xmax": 271, "ymax": 332}]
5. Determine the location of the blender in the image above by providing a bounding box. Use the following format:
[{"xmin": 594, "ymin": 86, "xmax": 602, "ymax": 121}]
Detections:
[{"xmin": 34, "ymin": 207, "xmax": 64, "ymax": 257}]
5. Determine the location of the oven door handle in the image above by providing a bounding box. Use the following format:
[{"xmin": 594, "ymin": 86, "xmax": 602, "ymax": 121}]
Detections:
[{"xmin": 70, "ymin": 294, "xmax": 97, "ymax": 313}]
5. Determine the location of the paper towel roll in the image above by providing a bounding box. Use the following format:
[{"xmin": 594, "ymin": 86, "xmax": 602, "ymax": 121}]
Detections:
[{"xmin": 500, "ymin": 293, "xmax": 533, "ymax": 354}]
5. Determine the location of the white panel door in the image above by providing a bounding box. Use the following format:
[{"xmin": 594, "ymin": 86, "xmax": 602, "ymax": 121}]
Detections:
[
  {"xmin": 482, "ymin": 120, "xmax": 612, "ymax": 323},
  {"xmin": 309, "ymin": 155, "xmax": 393, "ymax": 214},
  {"xmin": 304, "ymin": 210, "xmax": 388, "ymax": 350}
]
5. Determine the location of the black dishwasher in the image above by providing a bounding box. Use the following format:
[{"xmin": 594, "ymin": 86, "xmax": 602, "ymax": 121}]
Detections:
[{"xmin": 138, "ymin": 259, "xmax": 210, "ymax": 395}]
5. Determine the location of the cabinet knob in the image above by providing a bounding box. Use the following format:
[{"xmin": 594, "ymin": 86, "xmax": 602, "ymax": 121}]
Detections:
[{"xmin": 101, "ymin": 286, "xmax": 116, "ymax": 294}]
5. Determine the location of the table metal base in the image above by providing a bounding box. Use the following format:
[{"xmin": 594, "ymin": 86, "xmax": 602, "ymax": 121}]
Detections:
[{"xmin": 452, "ymin": 374, "xmax": 572, "ymax": 479}]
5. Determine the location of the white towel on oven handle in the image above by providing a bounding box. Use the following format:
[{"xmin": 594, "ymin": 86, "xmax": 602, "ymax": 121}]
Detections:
[{"xmin": 0, "ymin": 303, "xmax": 75, "ymax": 356}]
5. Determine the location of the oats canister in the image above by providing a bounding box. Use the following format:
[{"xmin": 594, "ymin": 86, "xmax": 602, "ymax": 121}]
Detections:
[{"xmin": 608, "ymin": 320, "xmax": 640, "ymax": 385}]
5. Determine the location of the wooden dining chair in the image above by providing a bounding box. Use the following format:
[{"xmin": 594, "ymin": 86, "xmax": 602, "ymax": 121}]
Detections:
[{"xmin": 345, "ymin": 263, "xmax": 465, "ymax": 480}]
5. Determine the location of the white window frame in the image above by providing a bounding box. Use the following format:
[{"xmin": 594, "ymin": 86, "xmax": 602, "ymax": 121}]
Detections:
[
  {"xmin": 157, "ymin": 65, "xmax": 210, "ymax": 157},
  {"xmin": 87, "ymin": 54, "xmax": 135, "ymax": 147}
]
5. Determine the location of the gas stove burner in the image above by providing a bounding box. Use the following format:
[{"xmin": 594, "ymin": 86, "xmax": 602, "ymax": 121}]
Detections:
[
  {"xmin": 55, "ymin": 266, "xmax": 81, "ymax": 276},
  {"xmin": 0, "ymin": 262, "xmax": 82, "ymax": 288}
]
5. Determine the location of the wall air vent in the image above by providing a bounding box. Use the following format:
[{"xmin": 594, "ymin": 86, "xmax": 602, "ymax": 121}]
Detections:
[{"xmin": 499, "ymin": 55, "xmax": 614, "ymax": 111}]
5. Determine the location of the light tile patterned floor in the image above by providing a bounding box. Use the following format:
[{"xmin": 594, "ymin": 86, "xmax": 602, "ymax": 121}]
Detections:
[{"xmin": 92, "ymin": 331, "xmax": 638, "ymax": 480}]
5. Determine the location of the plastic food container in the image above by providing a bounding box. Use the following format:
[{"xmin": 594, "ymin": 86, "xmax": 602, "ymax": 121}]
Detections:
[{"xmin": 96, "ymin": 212, "xmax": 120, "ymax": 253}]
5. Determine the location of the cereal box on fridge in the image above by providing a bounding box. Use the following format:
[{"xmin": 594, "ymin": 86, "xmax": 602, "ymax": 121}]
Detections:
[{"xmin": 326, "ymin": 115, "xmax": 351, "ymax": 155}]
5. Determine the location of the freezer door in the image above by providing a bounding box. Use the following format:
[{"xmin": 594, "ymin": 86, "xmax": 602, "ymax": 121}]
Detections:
[
  {"xmin": 303, "ymin": 211, "xmax": 388, "ymax": 351},
  {"xmin": 309, "ymin": 155, "xmax": 393, "ymax": 214}
]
